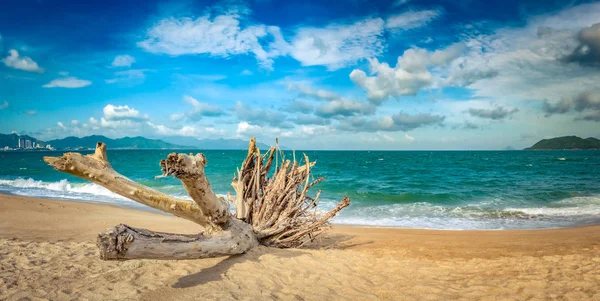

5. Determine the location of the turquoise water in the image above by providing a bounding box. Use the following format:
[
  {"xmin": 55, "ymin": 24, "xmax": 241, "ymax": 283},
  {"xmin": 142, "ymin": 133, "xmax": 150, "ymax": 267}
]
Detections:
[{"xmin": 1, "ymin": 150, "xmax": 599, "ymax": 230}]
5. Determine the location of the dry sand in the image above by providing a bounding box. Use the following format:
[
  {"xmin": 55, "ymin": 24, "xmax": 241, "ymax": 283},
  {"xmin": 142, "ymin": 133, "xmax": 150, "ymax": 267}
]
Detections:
[{"xmin": 1, "ymin": 193, "xmax": 600, "ymax": 301}]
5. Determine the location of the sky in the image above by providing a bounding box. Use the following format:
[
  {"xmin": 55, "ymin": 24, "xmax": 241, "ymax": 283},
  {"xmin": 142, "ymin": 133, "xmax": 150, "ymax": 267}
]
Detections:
[{"xmin": 0, "ymin": 0, "xmax": 599, "ymax": 150}]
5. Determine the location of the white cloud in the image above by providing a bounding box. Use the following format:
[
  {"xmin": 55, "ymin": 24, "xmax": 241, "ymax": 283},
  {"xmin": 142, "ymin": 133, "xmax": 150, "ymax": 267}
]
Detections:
[
  {"xmin": 138, "ymin": 6, "xmax": 288, "ymax": 70},
  {"xmin": 236, "ymin": 121, "xmax": 262, "ymax": 137},
  {"xmin": 467, "ymin": 106, "xmax": 519, "ymax": 120},
  {"xmin": 404, "ymin": 133, "xmax": 415, "ymax": 142},
  {"xmin": 0, "ymin": 100, "xmax": 7, "ymax": 110},
  {"xmin": 25, "ymin": 110, "xmax": 36, "ymax": 116},
  {"xmin": 111, "ymin": 54, "xmax": 135, "ymax": 67},
  {"xmin": 103, "ymin": 104, "xmax": 148, "ymax": 122},
  {"xmin": 43, "ymin": 76, "xmax": 92, "ymax": 88},
  {"xmin": 180, "ymin": 95, "xmax": 225, "ymax": 121},
  {"xmin": 290, "ymin": 18, "xmax": 385, "ymax": 70},
  {"xmin": 386, "ymin": 9, "xmax": 442, "ymax": 31},
  {"xmin": 339, "ymin": 112, "xmax": 445, "ymax": 132},
  {"xmin": 453, "ymin": 2, "xmax": 600, "ymax": 104},
  {"xmin": 235, "ymin": 101, "xmax": 292, "ymax": 128},
  {"xmin": 286, "ymin": 81, "xmax": 340, "ymax": 101},
  {"xmin": 315, "ymin": 98, "xmax": 375, "ymax": 117},
  {"xmin": 94, "ymin": 104, "xmax": 150, "ymax": 131},
  {"xmin": 350, "ymin": 43, "xmax": 465, "ymax": 104},
  {"xmin": 241, "ymin": 69, "xmax": 253, "ymax": 76},
  {"xmin": 2, "ymin": 49, "xmax": 44, "ymax": 73},
  {"xmin": 57, "ymin": 122, "xmax": 65, "ymax": 129}
]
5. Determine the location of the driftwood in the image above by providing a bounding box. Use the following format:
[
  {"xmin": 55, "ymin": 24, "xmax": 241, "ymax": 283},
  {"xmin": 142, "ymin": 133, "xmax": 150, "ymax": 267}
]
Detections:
[{"xmin": 43, "ymin": 139, "xmax": 349, "ymax": 260}]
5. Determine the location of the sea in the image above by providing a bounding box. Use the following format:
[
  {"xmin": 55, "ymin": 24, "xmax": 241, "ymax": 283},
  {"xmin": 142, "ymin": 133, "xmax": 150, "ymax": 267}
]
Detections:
[{"xmin": 1, "ymin": 149, "xmax": 599, "ymax": 230}]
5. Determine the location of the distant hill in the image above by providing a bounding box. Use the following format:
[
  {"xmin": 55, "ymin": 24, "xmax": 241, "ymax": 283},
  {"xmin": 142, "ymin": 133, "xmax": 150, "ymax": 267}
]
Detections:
[
  {"xmin": 46, "ymin": 135, "xmax": 185, "ymax": 150},
  {"xmin": 525, "ymin": 136, "xmax": 600, "ymax": 150},
  {"xmin": 1, "ymin": 132, "xmax": 276, "ymax": 150},
  {"xmin": 0, "ymin": 133, "xmax": 45, "ymax": 148},
  {"xmin": 162, "ymin": 136, "xmax": 271, "ymax": 150}
]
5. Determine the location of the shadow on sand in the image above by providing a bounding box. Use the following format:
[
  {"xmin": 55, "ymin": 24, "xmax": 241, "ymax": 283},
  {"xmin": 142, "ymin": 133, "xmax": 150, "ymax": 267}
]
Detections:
[{"xmin": 172, "ymin": 233, "xmax": 373, "ymax": 288}]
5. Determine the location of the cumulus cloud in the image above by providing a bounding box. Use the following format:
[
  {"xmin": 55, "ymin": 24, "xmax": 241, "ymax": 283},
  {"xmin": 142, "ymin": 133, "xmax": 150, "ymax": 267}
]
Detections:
[
  {"xmin": 43, "ymin": 76, "xmax": 91, "ymax": 88},
  {"xmin": 235, "ymin": 102, "xmax": 292, "ymax": 128},
  {"xmin": 286, "ymin": 81, "xmax": 375, "ymax": 118},
  {"xmin": 292, "ymin": 114, "xmax": 331, "ymax": 126},
  {"xmin": 350, "ymin": 43, "xmax": 465, "ymax": 104},
  {"xmin": 286, "ymin": 82, "xmax": 340, "ymax": 101},
  {"xmin": 315, "ymin": 99, "xmax": 375, "ymax": 118},
  {"xmin": 0, "ymin": 100, "xmax": 8, "ymax": 110},
  {"xmin": 138, "ymin": 6, "xmax": 288, "ymax": 70},
  {"xmin": 580, "ymin": 110, "xmax": 600, "ymax": 121},
  {"xmin": 175, "ymin": 95, "xmax": 225, "ymax": 121},
  {"xmin": 236, "ymin": 121, "xmax": 262, "ymax": 137},
  {"xmin": 385, "ymin": 9, "xmax": 442, "ymax": 31},
  {"xmin": 339, "ymin": 112, "xmax": 445, "ymax": 132},
  {"xmin": 467, "ymin": 106, "xmax": 519, "ymax": 120},
  {"xmin": 563, "ymin": 23, "xmax": 600, "ymax": 66},
  {"xmin": 2, "ymin": 49, "xmax": 44, "ymax": 73},
  {"xmin": 241, "ymin": 69, "xmax": 253, "ymax": 76},
  {"xmin": 103, "ymin": 104, "xmax": 148, "ymax": 122},
  {"xmin": 543, "ymin": 91, "xmax": 600, "ymax": 121},
  {"xmin": 24, "ymin": 110, "xmax": 36, "ymax": 116},
  {"xmin": 455, "ymin": 2, "xmax": 600, "ymax": 105},
  {"xmin": 290, "ymin": 18, "xmax": 385, "ymax": 70},
  {"xmin": 285, "ymin": 99, "xmax": 314, "ymax": 114},
  {"xmin": 111, "ymin": 54, "xmax": 136, "ymax": 67}
]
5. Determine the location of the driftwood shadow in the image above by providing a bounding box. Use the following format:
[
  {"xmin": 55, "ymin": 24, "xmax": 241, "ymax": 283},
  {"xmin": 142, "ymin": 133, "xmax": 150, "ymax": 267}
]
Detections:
[
  {"xmin": 172, "ymin": 247, "xmax": 308, "ymax": 288},
  {"xmin": 303, "ymin": 233, "xmax": 374, "ymax": 250}
]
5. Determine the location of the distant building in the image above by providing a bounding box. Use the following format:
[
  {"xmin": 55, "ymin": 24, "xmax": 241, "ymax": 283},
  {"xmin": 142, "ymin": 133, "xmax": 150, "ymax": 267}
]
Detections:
[
  {"xmin": 25, "ymin": 140, "xmax": 32, "ymax": 149},
  {"xmin": 18, "ymin": 138, "xmax": 24, "ymax": 148}
]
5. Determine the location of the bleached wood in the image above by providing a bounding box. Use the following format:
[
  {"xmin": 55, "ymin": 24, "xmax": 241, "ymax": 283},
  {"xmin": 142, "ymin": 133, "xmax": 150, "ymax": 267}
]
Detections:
[
  {"xmin": 160, "ymin": 153, "xmax": 229, "ymax": 225},
  {"xmin": 44, "ymin": 139, "xmax": 351, "ymax": 260},
  {"xmin": 97, "ymin": 219, "xmax": 257, "ymax": 260},
  {"xmin": 43, "ymin": 142, "xmax": 215, "ymax": 229}
]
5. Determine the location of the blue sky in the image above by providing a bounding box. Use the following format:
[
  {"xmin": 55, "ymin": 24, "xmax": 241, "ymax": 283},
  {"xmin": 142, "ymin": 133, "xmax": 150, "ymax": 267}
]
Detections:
[{"xmin": 0, "ymin": 0, "xmax": 599, "ymax": 149}]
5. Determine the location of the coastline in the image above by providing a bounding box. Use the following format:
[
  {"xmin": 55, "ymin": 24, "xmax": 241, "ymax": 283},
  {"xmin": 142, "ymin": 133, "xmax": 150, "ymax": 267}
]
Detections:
[{"xmin": 2, "ymin": 193, "xmax": 600, "ymax": 300}]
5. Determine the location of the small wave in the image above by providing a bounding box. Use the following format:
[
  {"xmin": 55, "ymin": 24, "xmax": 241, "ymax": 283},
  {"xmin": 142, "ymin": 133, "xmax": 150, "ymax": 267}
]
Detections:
[
  {"xmin": 557, "ymin": 158, "xmax": 566, "ymax": 161},
  {"xmin": 0, "ymin": 178, "xmax": 125, "ymax": 199}
]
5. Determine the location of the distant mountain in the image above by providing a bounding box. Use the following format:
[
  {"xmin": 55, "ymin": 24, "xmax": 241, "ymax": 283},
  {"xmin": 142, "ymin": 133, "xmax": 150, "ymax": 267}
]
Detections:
[
  {"xmin": 46, "ymin": 135, "xmax": 185, "ymax": 149},
  {"xmin": 1, "ymin": 132, "xmax": 276, "ymax": 150},
  {"xmin": 162, "ymin": 136, "xmax": 272, "ymax": 150},
  {"xmin": 0, "ymin": 133, "xmax": 45, "ymax": 148},
  {"xmin": 525, "ymin": 136, "xmax": 600, "ymax": 150}
]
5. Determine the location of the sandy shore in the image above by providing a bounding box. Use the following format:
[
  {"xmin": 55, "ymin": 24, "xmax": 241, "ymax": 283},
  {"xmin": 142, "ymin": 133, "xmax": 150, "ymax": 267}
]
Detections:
[{"xmin": 1, "ymin": 194, "xmax": 600, "ymax": 300}]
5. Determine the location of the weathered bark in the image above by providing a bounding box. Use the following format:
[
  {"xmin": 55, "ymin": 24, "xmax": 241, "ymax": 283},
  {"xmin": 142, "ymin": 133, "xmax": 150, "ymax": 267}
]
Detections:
[
  {"xmin": 44, "ymin": 139, "xmax": 351, "ymax": 261},
  {"xmin": 97, "ymin": 219, "xmax": 257, "ymax": 260},
  {"xmin": 160, "ymin": 152, "xmax": 229, "ymax": 225},
  {"xmin": 43, "ymin": 143, "xmax": 216, "ymax": 229}
]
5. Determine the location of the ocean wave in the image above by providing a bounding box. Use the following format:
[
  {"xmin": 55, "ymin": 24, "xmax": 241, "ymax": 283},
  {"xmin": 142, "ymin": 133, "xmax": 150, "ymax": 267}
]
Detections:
[
  {"xmin": 0, "ymin": 178, "xmax": 131, "ymax": 202},
  {"xmin": 330, "ymin": 195, "xmax": 600, "ymax": 229},
  {"xmin": 1, "ymin": 177, "xmax": 599, "ymax": 230}
]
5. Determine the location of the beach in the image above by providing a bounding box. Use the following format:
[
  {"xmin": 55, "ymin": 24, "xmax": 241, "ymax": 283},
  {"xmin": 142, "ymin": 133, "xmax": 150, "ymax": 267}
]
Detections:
[{"xmin": 2, "ymin": 193, "xmax": 600, "ymax": 300}]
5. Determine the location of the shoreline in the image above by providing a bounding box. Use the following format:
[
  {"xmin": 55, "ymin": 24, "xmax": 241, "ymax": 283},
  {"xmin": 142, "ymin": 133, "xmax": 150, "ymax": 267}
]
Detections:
[
  {"xmin": 3, "ymin": 191, "xmax": 600, "ymax": 232},
  {"xmin": 3, "ymin": 193, "xmax": 600, "ymax": 300}
]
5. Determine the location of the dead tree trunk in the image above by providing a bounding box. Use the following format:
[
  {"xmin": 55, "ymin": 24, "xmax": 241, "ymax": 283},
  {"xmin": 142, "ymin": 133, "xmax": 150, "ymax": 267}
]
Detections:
[{"xmin": 44, "ymin": 139, "xmax": 349, "ymax": 260}]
